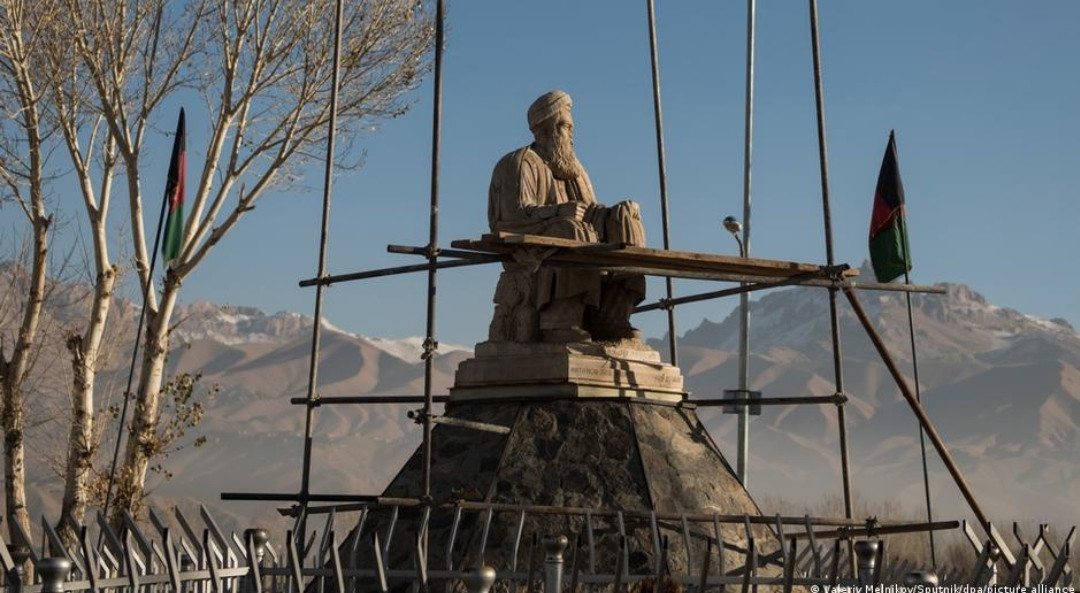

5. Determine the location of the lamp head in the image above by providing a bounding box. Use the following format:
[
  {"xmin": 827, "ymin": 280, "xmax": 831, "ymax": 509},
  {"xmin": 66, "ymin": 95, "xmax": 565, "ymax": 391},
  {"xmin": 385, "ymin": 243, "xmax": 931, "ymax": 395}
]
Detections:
[{"xmin": 723, "ymin": 216, "xmax": 743, "ymax": 236}]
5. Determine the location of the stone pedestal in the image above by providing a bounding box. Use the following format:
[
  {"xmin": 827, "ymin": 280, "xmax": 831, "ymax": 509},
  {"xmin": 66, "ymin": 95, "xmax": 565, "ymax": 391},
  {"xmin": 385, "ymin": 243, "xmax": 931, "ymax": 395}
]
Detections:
[
  {"xmin": 451, "ymin": 339, "xmax": 685, "ymax": 402},
  {"xmin": 357, "ymin": 338, "xmax": 779, "ymax": 582},
  {"xmin": 377, "ymin": 399, "xmax": 773, "ymax": 578}
]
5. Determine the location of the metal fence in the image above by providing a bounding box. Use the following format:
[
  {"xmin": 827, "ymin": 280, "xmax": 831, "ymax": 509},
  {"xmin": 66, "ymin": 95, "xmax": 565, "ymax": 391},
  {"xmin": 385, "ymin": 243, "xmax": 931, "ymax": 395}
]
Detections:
[{"xmin": 1, "ymin": 503, "xmax": 1073, "ymax": 592}]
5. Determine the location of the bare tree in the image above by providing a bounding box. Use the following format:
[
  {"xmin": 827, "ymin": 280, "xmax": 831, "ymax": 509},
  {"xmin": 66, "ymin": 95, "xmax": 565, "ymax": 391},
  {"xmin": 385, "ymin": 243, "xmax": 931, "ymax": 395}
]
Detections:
[
  {"xmin": 44, "ymin": 0, "xmax": 195, "ymax": 532},
  {"xmin": 54, "ymin": 0, "xmax": 433, "ymax": 520},
  {"xmin": 1, "ymin": 0, "xmax": 135, "ymax": 538},
  {"xmin": 0, "ymin": 0, "xmax": 61, "ymax": 541},
  {"xmin": 0, "ymin": 0, "xmax": 431, "ymax": 534}
]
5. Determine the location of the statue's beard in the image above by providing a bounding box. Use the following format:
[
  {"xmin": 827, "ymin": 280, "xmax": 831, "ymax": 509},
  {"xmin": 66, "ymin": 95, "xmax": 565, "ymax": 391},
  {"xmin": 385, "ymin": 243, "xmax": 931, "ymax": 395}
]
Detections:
[{"xmin": 540, "ymin": 130, "xmax": 583, "ymax": 181}]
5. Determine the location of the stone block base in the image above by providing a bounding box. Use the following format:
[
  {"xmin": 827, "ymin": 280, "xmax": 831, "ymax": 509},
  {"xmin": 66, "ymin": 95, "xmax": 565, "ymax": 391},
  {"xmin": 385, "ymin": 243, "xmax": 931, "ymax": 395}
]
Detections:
[{"xmin": 451, "ymin": 339, "xmax": 685, "ymax": 402}]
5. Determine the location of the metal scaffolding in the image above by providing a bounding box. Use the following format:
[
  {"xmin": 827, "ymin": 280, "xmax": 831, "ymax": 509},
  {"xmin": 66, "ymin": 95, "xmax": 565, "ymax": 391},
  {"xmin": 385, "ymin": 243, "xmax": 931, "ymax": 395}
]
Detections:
[
  {"xmin": 218, "ymin": 0, "xmax": 1025, "ymax": 583},
  {"xmin": 0, "ymin": 4, "xmax": 1077, "ymax": 593}
]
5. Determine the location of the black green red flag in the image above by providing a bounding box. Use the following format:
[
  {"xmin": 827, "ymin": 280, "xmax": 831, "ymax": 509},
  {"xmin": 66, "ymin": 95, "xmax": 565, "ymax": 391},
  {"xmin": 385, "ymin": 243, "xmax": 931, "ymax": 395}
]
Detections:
[
  {"xmin": 162, "ymin": 108, "xmax": 186, "ymax": 263},
  {"xmin": 868, "ymin": 130, "xmax": 911, "ymax": 282}
]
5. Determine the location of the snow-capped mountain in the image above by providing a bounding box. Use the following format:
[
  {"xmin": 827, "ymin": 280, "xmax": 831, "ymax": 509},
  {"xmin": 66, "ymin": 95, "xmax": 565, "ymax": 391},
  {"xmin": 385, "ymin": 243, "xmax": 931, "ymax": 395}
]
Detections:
[
  {"xmin": 5, "ymin": 262, "xmax": 1078, "ymax": 529},
  {"xmin": 669, "ymin": 264, "xmax": 1078, "ymax": 360},
  {"xmin": 172, "ymin": 300, "xmax": 472, "ymax": 362},
  {"xmin": 649, "ymin": 262, "xmax": 1080, "ymax": 526},
  {"xmin": 155, "ymin": 272, "xmax": 1080, "ymax": 528},
  {"xmin": 173, "ymin": 302, "xmax": 311, "ymax": 345}
]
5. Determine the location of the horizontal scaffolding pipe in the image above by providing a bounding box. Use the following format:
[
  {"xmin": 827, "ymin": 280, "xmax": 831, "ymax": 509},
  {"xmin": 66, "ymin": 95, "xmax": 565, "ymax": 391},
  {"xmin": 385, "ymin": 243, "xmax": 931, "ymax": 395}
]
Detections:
[
  {"xmin": 843, "ymin": 279, "xmax": 947, "ymax": 294},
  {"xmin": 230, "ymin": 496, "xmax": 926, "ymax": 532},
  {"xmin": 290, "ymin": 395, "xmax": 450, "ymax": 405},
  {"xmin": 289, "ymin": 394, "xmax": 700, "ymax": 409},
  {"xmin": 636, "ymin": 275, "xmax": 945, "ymax": 314},
  {"xmin": 574, "ymin": 265, "xmax": 943, "ymax": 294},
  {"xmin": 690, "ymin": 394, "xmax": 846, "ymax": 407},
  {"xmin": 430, "ymin": 414, "xmax": 510, "ymax": 434},
  {"xmin": 220, "ymin": 492, "xmax": 381, "ymax": 502},
  {"xmin": 794, "ymin": 520, "xmax": 960, "ymax": 541},
  {"xmin": 387, "ymin": 244, "xmax": 504, "ymax": 260},
  {"xmin": 298, "ymin": 257, "xmax": 497, "ymax": 287},
  {"xmin": 302, "ymin": 245, "xmax": 945, "ymax": 296},
  {"xmin": 635, "ymin": 271, "xmax": 820, "ymax": 313}
]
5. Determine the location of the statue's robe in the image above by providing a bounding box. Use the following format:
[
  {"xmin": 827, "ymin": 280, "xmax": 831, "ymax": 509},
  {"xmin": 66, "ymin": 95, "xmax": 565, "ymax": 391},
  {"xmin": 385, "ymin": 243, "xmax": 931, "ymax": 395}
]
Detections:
[
  {"xmin": 488, "ymin": 144, "xmax": 604, "ymax": 308},
  {"xmin": 488, "ymin": 144, "xmax": 646, "ymax": 341}
]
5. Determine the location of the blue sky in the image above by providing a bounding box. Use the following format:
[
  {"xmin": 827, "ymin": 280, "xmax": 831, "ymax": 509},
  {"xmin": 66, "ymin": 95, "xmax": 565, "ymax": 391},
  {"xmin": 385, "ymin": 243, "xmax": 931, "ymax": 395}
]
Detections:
[
  {"xmin": 186, "ymin": 0, "xmax": 1080, "ymax": 348},
  {"xmin": 18, "ymin": 1, "xmax": 1078, "ymax": 350}
]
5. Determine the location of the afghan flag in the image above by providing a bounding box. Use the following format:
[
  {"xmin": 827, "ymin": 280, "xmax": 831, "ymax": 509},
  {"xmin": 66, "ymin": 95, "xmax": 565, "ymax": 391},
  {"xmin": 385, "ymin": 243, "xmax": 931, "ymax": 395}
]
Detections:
[
  {"xmin": 162, "ymin": 108, "xmax": 186, "ymax": 263},
  {"xmin": 868, "ymin": 130, "xmax": 911, "ymax": 282}
]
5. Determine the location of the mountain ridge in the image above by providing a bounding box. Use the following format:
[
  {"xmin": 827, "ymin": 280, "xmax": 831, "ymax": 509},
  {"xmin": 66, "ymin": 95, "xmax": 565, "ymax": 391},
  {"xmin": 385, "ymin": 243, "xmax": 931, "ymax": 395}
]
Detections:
[{"xmin": 2, "ymin": 263, "xmax": 1077, "ymax": 529}]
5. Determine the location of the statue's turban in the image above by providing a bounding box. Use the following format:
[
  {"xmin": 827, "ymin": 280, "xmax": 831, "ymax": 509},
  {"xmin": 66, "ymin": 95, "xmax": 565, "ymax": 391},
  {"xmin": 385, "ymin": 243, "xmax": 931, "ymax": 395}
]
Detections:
[{"xmin": 527, "ymin": 90, "xmax": 572, "ymax": 130}]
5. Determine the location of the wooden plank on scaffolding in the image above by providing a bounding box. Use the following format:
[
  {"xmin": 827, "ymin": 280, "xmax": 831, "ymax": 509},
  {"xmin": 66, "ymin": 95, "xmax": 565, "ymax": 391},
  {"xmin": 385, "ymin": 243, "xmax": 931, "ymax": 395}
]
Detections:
[{"xmin": 451, "ymin": 233, "xmax": 859, "ymax": 279}]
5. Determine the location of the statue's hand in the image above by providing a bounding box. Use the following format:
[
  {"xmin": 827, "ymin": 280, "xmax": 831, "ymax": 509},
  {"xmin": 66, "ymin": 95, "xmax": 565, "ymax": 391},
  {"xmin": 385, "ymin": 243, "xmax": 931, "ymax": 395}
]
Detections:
[{"xmin": 556, "ymin": 201, "xmax": 588, "ymax": 220}]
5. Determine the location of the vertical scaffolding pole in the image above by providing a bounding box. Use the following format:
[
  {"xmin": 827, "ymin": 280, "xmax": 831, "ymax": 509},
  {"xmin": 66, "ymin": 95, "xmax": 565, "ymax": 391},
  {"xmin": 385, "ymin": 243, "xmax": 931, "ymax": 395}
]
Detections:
[
  {"xmin": 735, "ymin": 0, "xmax": 757, "ymax": 487},
  {"xmin": 806, "ymin": 0, "xmax": 855, "ymax": 548},
  {"xmin": 904, "ymin": 266, "xmax": 937, "ymax": 567},
  {"xmin": 299, "ymin": 0, "xmax": 346, "ymax": 549},
  {"xmin": 422, "ymin": 0, "xmax": 447, "ymax": 503},
  {"xmin": 645, "ymin": 0, "xmax": 679, "ymax": 367}
]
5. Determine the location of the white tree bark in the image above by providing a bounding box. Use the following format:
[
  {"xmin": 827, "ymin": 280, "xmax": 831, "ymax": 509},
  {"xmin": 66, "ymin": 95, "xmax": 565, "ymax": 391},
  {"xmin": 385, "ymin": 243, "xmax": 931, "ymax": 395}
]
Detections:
[
  {"xmin": 2, "ymin": 0, "xmax": 432, "ymax": 527},
  {"xmin": 69, "ymin": 0, "xmax": 432, "ymax": 522},
  {"xmin": 0, "ymin": 0, "xmax": 54, "ymax": 543},
  {"xmin": 57, "ymin": 131, "xmax": 118, "ymax": 531}
]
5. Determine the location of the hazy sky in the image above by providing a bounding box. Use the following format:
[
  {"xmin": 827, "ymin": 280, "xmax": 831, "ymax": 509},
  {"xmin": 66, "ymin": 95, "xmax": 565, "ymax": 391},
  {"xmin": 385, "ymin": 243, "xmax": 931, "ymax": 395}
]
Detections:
[{"xmin": 16, "ymin": 1, "xmax": 1080, "ymax": 350}]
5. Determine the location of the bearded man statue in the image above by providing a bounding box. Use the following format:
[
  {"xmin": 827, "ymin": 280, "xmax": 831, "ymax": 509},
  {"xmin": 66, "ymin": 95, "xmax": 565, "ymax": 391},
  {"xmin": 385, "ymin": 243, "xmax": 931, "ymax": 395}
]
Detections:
[{"xmin": 487, "ymin": 90, "xmax": 647, "ymax": 343}]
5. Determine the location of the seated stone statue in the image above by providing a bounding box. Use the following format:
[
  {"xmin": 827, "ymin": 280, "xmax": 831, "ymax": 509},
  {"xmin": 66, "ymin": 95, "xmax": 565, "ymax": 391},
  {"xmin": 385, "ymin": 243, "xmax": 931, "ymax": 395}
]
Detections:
[{"xmin": 487, "ymin": 90, "xmax": 646, "ymax": 343}]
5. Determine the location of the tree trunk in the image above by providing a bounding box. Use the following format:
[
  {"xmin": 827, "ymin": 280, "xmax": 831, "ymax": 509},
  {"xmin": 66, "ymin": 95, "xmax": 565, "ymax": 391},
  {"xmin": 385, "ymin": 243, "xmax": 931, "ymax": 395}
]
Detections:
[
  {"xmin": 55, "ymin": 129, "xmax": 117, "ymax": 541},
  {"xmin": 1, "ymin": 211, "xmax": 47, "ymax": 544},
  {"xmin": 2, "ymin": 381, "xmax": 30, "ymax": 542},
  {"xmin": 0, "ymin": 50, "xmax": 49, "ymax": 540},
  {"xmin": 111, "ymin": 271, "xmax": 180, "ymax": 523},
  {"xmin": 60, "ymin": 265, "xmax": 115, "ymax": 539}
]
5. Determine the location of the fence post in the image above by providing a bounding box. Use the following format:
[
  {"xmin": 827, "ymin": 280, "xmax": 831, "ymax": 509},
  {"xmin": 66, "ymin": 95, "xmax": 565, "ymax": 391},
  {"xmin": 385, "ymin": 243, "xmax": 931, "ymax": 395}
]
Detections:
[
  {"xmin": 7, "ymin": 544, "xmax": 31, "ymax": 593},
  {"xmin": 853, "ymin": 541, "xmax": 878, "ymax": 586},
  {"xmin": 544, "ymin": 535, "xmax": 568, "ymax": 593},
  {"xmin": 463, "ymin": 566, "xmax": 496, "ymax": 593},
  {"xmin": 180, "ymin": 553, "xmax": 195, "ymax": 593},
  {"xmin": 903, "ymin": 571, "xmax": 940, "ymax": 588},
  {"xmin": 246, "ymin": 529, "xmax": 270, "ymax": 565},
  {"xmin": 38, "ymin": 557, "xmax": 72, "ymax": 593},
  {"xmin": 246, "ymin": 528, "xmax": 271, "ymax": 593},
  {"xmin": 242, "ymin": 528, "xmax": 270, "ymax": 593}
]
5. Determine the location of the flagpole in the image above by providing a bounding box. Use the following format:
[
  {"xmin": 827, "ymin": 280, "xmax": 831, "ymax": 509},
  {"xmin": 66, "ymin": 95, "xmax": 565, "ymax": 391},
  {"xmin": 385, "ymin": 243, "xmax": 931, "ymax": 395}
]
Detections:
[
  {"xmin": 904, "ymin": 262, "xmax": 936, "ymax": 566},
  {"xmin": 102, "ymin": 111, "xmax": 182, "ymax": 520},
  {"xmin": 893, "ymin": 130, "xmax": 937, "ymax": 567}
]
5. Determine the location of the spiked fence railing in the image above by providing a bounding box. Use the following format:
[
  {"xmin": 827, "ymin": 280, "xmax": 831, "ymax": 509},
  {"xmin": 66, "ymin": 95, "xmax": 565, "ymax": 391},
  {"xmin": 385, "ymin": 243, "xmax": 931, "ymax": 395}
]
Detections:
[{"xmin": 1, "ymin": 504, "xmax": 1072, "ymax": 592}]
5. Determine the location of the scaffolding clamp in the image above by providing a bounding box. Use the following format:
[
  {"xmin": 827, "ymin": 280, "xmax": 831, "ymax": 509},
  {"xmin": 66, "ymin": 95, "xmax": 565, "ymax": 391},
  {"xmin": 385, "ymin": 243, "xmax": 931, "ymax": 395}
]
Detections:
[{"xmin": 421, "ymin": 336, "xmax": 439, "ymax": 360}]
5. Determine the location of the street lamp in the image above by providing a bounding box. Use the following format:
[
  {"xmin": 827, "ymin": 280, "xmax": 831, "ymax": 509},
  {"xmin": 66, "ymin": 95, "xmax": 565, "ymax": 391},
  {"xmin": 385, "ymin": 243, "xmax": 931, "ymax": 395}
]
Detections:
[
  {"xmin": 723, "ymin": 216, "xmax": 744, "ymax": 247},
  {"xmin": 724, "ymin": 215, "xmax": 753, "ymax": 487}
]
